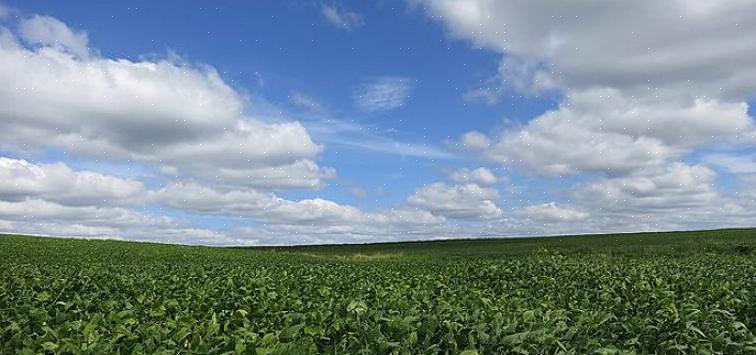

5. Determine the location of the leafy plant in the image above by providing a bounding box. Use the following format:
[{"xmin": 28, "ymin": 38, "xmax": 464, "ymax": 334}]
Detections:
[{"xmin": 1, "ymin": 230, "xmax": 756, "ymax": 354}]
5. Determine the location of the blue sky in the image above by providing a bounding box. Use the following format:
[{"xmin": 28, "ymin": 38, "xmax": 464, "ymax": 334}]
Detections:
[
  {"xmin": 21, "ymin": 0, "xmax": 541, "ymax": 207},
  {"xmin": 0, "ymin": 1, "xmax": 755, "ymax": 245}
]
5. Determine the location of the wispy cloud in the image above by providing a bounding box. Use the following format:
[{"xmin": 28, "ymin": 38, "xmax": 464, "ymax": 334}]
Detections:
[
  {"xmin": 321, "ymin": 4, "xmax": 363, "ymax": 31},
  {"xmin": 353, "ymin": 76, "xmax": 414, "ymax": 113},
  {"xmin": 290, "ymin": 91, "xmax": 325, "ymax": 112},
  {"xmin": 701, "ymin": 153, "xmax": 756, "ymax": 174},
  {"xmin": 281, "ymin": 90, "xmax": 451, "ymax": 159},
  {"xmin": 0, "ymin": 3, "xmax": 11, "ymax": 19},
  {"xmin": 304, "ymin": 119, "xmax": 455, "ymax": 160}
]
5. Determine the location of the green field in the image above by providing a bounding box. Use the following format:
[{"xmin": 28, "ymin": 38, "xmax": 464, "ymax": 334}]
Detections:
[{"xmin": 2, "ymin": 229, "xmax": 756, "ymax": 354}]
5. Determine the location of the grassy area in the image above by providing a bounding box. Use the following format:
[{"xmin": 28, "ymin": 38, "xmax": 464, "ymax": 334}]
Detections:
[
  {"xmin": 261, "ymin": 228, "xmax": 756, "ymax": 257},
  {"xmin": 1, "ymin": 229, "xmax": 756, "ymax": 354}
]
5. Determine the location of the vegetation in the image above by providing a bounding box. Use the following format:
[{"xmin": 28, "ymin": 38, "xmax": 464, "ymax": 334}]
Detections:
[{"xmin": 2, "ymin": 229, "xmax": 756, "ymax": 354}]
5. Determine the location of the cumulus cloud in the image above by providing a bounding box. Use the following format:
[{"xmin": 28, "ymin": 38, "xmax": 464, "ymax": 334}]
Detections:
[
  {"xmin": 0, "ymin": 199, "xmax": 240, "ymax": 245},
  {"xmin": 155, "ymin": 182, "xmax": 359, "ymax": 225},
  {"xmin": 19, "ymin": 15, "xmax": 90, "ymax": 58},
  {"xmin": 462, "ymin": 88, "xmax": 753, "ymax": 176},
  {"xmin": 564, "ymin": 162, "xmax": 756, "ymax": 231},
  {"xmin": 423, "ymin": 0, "xmax": 756, "ymax": 175},
  {"xmin": 0, "ymin": 199, "xmax": 160, "ymax": 227},
  {"xmin": 504, "ymin": 163, "xmax": 756, "ymax": 234},
  {"xmin": 0, "ymin": 158, "xmax": 339, "ymax": 245},
  {"xmin": 407, "ymin": 182, "xmax": 502, "ymax": 219},
  {"xmin": 0, "ymin": 158, "xmax": 340, "ymax": 245},
  {"xmin": 353, "ymin": 76, "xmax": 414, "ymax": 112},
  {"xmin": 4, "ymin": 4, "xmax": 756, "ymax": 245},
  {"xmin": 0, "ymin": 157, "xmax": 146, "ymax": 206},
  {"xmin": 0, "ymin": 11, "xmax": 471, "ymax": 246},
  {"xmin": 458, "ymin": 131, "xmax": 491, "ymax": 150},
  {"xmin": 417, "ymin": 0, "xmax": 756, "ymax": 234},
  {"xmin": 321, "ymin": 4, "xmax": 363, "ymax": 31},
  {"xmin": 0, "ymin": 13, "xmax": 362, "ymax": 245},
  {"xmin": 153, "ymin": 182, "xmax": 447, "ymax": 244},
  {"xmin": 154, "ymin": 182, "xmax": 443, "ymax": 228},
  {"xmin": 0, "ymin": 157, "xmax": 240, "ymax": 245},
  {"xmin": 0, "ymin": 16, "xmax": 331, "ymax": 189},
  {"xmin": 450, "ymin": 167, "xmax": 500, "ymax": 185},
  {"xmin": 419, "ymin": 0, "xmax": 756, "ymax": 98},
  {"xmin": 523, "ymin": 203, "xmax": 588, "ymax": 222},
  {"xmin": 578, "ymin": 163, "xmax": 720, "ymax": 213},
  {"xmin": 0, "ymin": 215, "xmax": 237, "ymax": 245}
]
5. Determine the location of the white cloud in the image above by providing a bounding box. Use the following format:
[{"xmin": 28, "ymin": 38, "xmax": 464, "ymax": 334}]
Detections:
[
  {"xmin": 154, "ymin": 182, "xmax": 444, "ymax": 227},
  {"xmin": 0, "ymin": 3, "xmax": 11, "ymax": 19},
  {"xmin": 0, "ymin": 199, "xmax": 163, "ymax": 228},
  {"xmin": 305, "ymin": 118, "xmax": 454, "ymax": 159},
  {"xmin": 426, "ymin": 0, "xmax": 756, "ymax": 176},
  {"xmin": 418, "ymin": 0, "xmax": 756, "ymax": 235},
  {"xmin": 523, "ymin": 202, "xmax": 588, "ymax": 222},
  {"xmin": 257, "ymin": 207, "xmax": 446, "ymax": 242},
  {"xmin": 0, "ymin": 176, "xmax": 253, "ymax": 246},
  {"xmin": 463, "ymin": 89, "xmax": 754, "ymax": 176},
  {"xmin": 578, "ymin": 163, "xmax": 720, "ymax": 213},
  {"xmin": 154, "ymin": 182, "xmax": 360, "ymax": 225},
  {"xmin": 743, "ymin": 176, "xmax": 756, "ymax": 200},
  {"xmin": 290, "ymin": 92, "xmax": 324, "ymax": 112},
  {"xmin": 562, "ymin": 162, "xmax": 756, "ymax": 232},
  {"xmin": 464, "ymin": 88, "xmax": 753, "ymax": 176},
  {"xmin": 353, "ymin": 76, "xmax": 414, "ymax": 112},
  {"xmin": 0, "ymin": 27, "xmax": 17, "ymax": 49},
  {"xmin": 418, "ymin": 0, "xmax": 756, "ymax": 99},
  {"xmin": 0, "ymin": 157, "xmax": 145, "ymax": 206},
  {"xmin": 3, "ymin": 5, "xmax": 755, "ymax": 245},
  {"xmin": 0, "ymin": 164, "xmax": 222, "ymax": 242},
  {"xmin": 407, "ymin": 182, "xmax": 501, "ymax": 219},
  {"xmin": 0, "ymin": 214, "xmax": 239, "ymax": 245},
  {"xmin": 153, "ymin": 182, "xmax": 447, "ymax": 244},
  {"xmin": 321, "ymin": 4, "xmax": 364, "ymax": 31},
  {"xmin": 19, "ymin": 15, "xmax": 89, "ymax": 58},
  {"xmin": 0, "ymin": 13, "xmax": 459, "ymax": 245},
  {"xmin": 494, "ymin": 162, "xmax": 756, "ymax": 237},
  {"xmin": 458, "ymin": 131, "xmax": 491, "ymax": 150},
  {"xmin": 701, "ymin": 153, "xmax": 756, "ymax": 174},
  {"xmin": 501, "ymin": 163, "xmax": 756, "ymax": 234},
  {"xmin": 424, "ymin": 0, "xmax": 756, "ymax": 178},
  {"xmin": 450, "ymin": 167, "xmax": 500, "ymax": 185},
  {"xmin": 0, "ymin": 17, "xmax": 330, "ymax": 189},
  {"xmin": 349, "ymin": 186, "xmax": 368, "ymax": 198},
  {"xmin": 0, "ymin": 155, "xmax": 240, "ymax": 244}
]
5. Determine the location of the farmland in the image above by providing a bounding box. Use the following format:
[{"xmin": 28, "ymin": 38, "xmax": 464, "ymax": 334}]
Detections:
[{"xmin": 2, "ymin": 229, "xmax": 756, "ymax": 354}]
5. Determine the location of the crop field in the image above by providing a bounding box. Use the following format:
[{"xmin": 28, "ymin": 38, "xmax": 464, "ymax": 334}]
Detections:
[{"xmin": 2, "ymin": 229, "xmax": 756, "ymax": 354}]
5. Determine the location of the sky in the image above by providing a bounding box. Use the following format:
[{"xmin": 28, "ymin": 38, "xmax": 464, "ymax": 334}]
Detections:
[{"xmin": 0, "ymin": 0, "xmax": 755, "ymax": 245}]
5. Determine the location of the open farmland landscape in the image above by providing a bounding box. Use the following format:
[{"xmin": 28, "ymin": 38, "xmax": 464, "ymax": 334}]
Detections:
[
  {"xmin": 2, "ymin": 230, "xmax": 756, "ymax": 354},
  {"xmin": 3, "ymin": 1, "xmax": 756, "ymax": 354}
]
